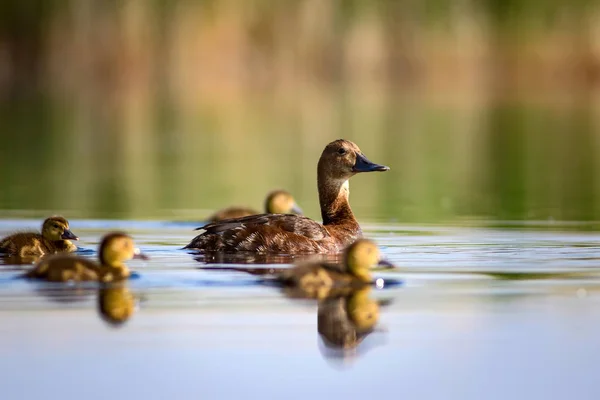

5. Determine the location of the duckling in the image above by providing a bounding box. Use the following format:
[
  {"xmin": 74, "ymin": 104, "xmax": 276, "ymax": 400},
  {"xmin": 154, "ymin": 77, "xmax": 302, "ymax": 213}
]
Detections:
[
  {"xmin": 24, "ymin": 232, "xmax": 148, "ymax": 282},
  {"xmin": 207, "ymin": 190, "xmax": 303, "ymax": 222},
  {"xmin": 98, "ymin": 284, "xmax": 137, "ymax": 326},
  {"xmin": 318, "ymin": 287, "xmax": 380, "ymax": 350},
  {"xmin": 278, "ymin": 239, "xmax": 393, "ymax": 299},
  {"xmin": 197, "ymin": 239, "xmax": 393, "ymax": 299},
  {"xmin": 0, "ymin": 216, "xmax": 79, "ymax": 257},
  {"xmin": 186, "ymin": 139, "xmax": 389, "ymax": 254}
]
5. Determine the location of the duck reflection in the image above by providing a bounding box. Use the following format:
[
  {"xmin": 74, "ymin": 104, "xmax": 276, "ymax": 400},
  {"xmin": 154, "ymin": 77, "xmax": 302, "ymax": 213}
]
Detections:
[
  {"xmin": 97, "ymin": 283, "xmax": 137, "ymax": 326},
  {"xmin": 194, "ymin": 251, "xmax": 341, "ymax": 266}
]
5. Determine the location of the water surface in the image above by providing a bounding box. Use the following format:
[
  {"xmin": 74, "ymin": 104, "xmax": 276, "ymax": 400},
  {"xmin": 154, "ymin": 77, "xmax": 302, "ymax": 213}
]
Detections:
[{"xmin": 1, "ymin": 219, "xmax": 600, "ymax": 400}]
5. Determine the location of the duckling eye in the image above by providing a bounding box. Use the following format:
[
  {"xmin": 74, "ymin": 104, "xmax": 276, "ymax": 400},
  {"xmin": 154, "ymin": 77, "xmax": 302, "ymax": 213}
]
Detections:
[
  {"xmin": 337, "ymin": 148, "xmax": 347, "ymax": 155},
  {"xmin": 53, "ymin": 224, "xmax": 60, "ymax": 229}
]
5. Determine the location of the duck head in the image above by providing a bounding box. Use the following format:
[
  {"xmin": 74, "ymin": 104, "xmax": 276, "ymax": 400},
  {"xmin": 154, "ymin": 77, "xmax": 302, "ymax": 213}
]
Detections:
[
  {"xmin": 344, "ymin": 239, "xmax": 393, "ymax": 283},
  {"xmin": 318, "ymin": 139, "xmax": 389, "ymax": 183},
  {"xmin": 99, "ymin": 232, "xmax": 149, "ymax": 267},
  {"xmin": 265, "ymin": 190, "xmax": 303, "ymax": 214},
  {"xmin": 42, "ymin": 216, "xmax": 78, "ymax": 241}
]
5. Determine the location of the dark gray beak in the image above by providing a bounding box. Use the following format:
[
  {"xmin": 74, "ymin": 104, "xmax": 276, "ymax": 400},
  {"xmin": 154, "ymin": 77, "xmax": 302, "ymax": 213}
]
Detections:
[
  {"xmin": 61, "ymin": 229, "xmax": 79, "ymax": 240},
  {"xmin": 352, "ymin": 153, "xmax": 390, "ymax": 173},
  {"xmin": 378, "ymin": 259, "xmax": 394, "ymax": 269}
]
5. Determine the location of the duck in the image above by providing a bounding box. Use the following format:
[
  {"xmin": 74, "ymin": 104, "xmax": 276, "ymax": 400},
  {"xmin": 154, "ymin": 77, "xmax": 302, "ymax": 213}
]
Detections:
[
  {"xmin": 185, "ymin": 139, "xmax": 389, "ymax": 254},
  {"xmin": 207, "ymin": 190, "xmax": 303, "ymax": 222},
  {"xmin": 197, "ymin": 239, "xmax": 394, "ymax": 299},
  {"xmin": 0, "ymin": 216, "xmax": 79, "ymax": 257},
  {"xmin": 24, "ymin": 232, "xmax": 148, "ymax": 282}
]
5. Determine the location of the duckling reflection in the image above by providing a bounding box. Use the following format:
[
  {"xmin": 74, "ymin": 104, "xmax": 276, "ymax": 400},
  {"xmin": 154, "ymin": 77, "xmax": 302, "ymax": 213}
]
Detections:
[
  {"xmin": 98, "ymin": 283, "xmax": 137, "ymax": 326},
  {"xmin": 207, "ymin": 190, "xmax": 303, "ymax": 222},
  {"xmin": 318, "ymin": 287, "xmax": 381, "ymax": 349},
  {"xmin": 0, "ymin": 216, "xmax": 79, "ymax": 260}
]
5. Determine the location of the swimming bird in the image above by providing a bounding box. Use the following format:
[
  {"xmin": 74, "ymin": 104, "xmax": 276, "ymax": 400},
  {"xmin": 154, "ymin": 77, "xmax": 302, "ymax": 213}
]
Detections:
[
  {"xmin": 0, "ymin": 216, "xmax": 79, "ymax": 257},
  {"xmin": 207, "ymin": 190, "xmax": 302, "ymax": 222},
  {"xmin": 185, "ymin": 139, "xmax": 389, "ymax": 254},
  {"xmin": 24, "ymin": 232, "xmax": 148, "ymax": 282},
  {"xmin": 278, "ymin": 239, "xmax": 393, "ymax": 299}
]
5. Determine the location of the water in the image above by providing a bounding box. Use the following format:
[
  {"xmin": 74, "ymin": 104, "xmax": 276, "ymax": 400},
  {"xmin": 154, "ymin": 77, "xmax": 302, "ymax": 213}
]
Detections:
[{"xmin": 1, "ymin": 219, "xmax": 600, "ymax": 400}]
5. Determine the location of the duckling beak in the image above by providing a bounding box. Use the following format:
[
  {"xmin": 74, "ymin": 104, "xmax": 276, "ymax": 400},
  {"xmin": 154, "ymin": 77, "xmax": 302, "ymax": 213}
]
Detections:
[
  {"xmin": 61, "ymin": 229, "xmax": 79, "ymax": 240},
  {"xmin": 378, "ymin": 259, "xmax": 394, "ymax": 269},
  {"xmin": 133, "ymin": 248, "xmax": 150, "ymax": 260},
  {"xmin": 290, "ymin": 203, "xmax": 303, "ymax": 215},
  {"xmin": 352, "ymin": 153, "xmax": 390, "ymax": 173}
]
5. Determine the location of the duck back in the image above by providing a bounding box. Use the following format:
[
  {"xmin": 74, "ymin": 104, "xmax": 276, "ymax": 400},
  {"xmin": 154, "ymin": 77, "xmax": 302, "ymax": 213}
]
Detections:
[
  {"xmin": 186, "ymin": 214, "xmax": 349, "ymax": 253},
  {"xmin": 25, "ymin": 255, "xmax": 101, "ymax": 282}
]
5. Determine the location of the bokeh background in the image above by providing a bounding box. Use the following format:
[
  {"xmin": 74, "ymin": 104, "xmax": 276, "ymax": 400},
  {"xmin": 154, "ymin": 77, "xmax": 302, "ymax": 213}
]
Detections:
[{"xmin": 1, "ymin": 0, "xmax": 599, "ymax": 223}]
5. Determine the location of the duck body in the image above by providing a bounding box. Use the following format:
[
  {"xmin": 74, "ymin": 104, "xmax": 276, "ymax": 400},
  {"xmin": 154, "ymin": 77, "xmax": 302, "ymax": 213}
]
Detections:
[
  {"xmin": 0, "ymin": 233, "xmax": 67, "ymax": 257},
  {"xmin": 25, "ymin": 255, "xmax": 111, "ymax": 282},
  {"xmin": 24, "ymin": 232, "xmax": 147, "ymax": 283},
  {"xmin": 206, "ymin": 190, "xmax": 302, "ymax": 223},
  {"xmin": 0, "ymin": 216, "xmax": 78, "ymax": 257},
  {"xmin": 186, "ymin": 140, "xmax": 388, "ymax": 254},
  {"xmin": 187, "ymin": 213, "xmax": 356, "ymax": 253}
]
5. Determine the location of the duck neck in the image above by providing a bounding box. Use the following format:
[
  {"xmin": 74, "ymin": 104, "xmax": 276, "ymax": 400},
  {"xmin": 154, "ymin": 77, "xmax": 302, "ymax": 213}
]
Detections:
[{"xmin": 318, "ymin": 177, "xmax": 357, "ymax": 226}]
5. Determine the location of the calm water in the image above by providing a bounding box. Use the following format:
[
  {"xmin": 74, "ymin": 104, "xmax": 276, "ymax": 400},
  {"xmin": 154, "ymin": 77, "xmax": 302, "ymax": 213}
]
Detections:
[{"xmin": 1, "ymin": 219, "xmax": 600, "ymax": 399}]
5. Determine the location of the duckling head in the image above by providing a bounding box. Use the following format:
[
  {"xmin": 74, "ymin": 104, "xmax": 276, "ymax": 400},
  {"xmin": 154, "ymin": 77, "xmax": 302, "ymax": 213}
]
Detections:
[
  {"xmin": 265, "ymin": 190, "xmax": 303, "ymax": 214},
  {"xmin": 318, "ymin": 139, "xmax": 389, "ymax": 183},
  {"xmin": 42, "ymin": 216, "xmax": 78, "ymax": 242},
  {"xmin": 99, "ymin": 232, "xmax": 148, "ymax": 267},
  {"xmin": 344, "ymin": 239, "xmax": 392, "ymax": 282}
]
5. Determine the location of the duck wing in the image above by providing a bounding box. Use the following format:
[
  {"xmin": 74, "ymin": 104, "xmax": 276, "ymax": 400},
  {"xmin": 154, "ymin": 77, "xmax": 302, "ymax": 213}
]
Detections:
[
  {"xmin": 199, "ymin": 214, "xmax": 330, "ymax": 239},
  {"xmin": 186, "ymin": 214, "xmax": 335, "ymax": 253}
]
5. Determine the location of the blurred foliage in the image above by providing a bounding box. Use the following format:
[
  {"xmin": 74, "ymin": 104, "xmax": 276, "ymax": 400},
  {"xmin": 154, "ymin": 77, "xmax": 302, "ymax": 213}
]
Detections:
[{"xmin": 0, "ymin": 0, "xmax": 599, "ymax": 223}]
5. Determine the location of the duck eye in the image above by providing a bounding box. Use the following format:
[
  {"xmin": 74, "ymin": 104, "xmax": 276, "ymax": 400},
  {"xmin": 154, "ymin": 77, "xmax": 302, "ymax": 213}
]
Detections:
[
  {"xmin": 53, "ymin": 224, "xmax": 59, "ymax": 228},
  {"xmin": 337, "ymin": 148, "xmax": 346, "ymax": 155}
]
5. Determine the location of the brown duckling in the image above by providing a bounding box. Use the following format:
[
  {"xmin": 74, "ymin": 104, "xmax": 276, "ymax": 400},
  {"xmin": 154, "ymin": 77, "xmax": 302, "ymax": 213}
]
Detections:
[
  {"xmin": 0, "ymin": 216, "xmax": 79, "ymax": 257},
  {"xmin": 24, "ymin": 232, "xmax": 148, "ymax": 282},
  {"xmin": 207, "ymin": 190, "xmax": 303, "ymax": 222},
  {"xmin": 186, "ymin": 139, "xmax": 389, "ymax": 254},
  {"xmin": 98, "ymin": 284, "xmax": 137, "ymax": 326}
]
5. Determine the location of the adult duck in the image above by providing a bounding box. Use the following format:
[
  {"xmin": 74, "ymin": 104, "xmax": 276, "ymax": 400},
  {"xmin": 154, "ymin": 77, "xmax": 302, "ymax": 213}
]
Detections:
[
  {"xmin": 24, "ymin": 232, "xmax": 148, "ymax": 282},
  {"xmin": 207, "ymin": 190, "xmax": 302, "ymax": 222},
  {"xmin": 0, "ymin": 216, "xmax": 78, "ymax": 257},
  {"xmin": 185, "ymin": 139, "xmax": 389, "ymax": 254}
]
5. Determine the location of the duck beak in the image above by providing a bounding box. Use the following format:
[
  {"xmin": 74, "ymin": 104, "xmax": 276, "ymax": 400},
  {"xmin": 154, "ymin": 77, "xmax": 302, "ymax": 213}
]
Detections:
[
  {"xmin": 290, "ymin": 203, "xmax": 303, "ymax": 215},
  {"xmin": 378, "ymin": 259, "xmax": 394, "ymax": 269},
  {"xmin": 352, "ymin": 153, "xmax": 390, "ymax": 173},
  {"xmin": 133, "ymin": 248, "xmax": 149, "ymax": 260},
  {"xmin": 61, "ymin": 229, "xmax": 79, "ymax": 240}
]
